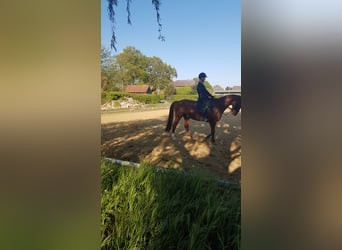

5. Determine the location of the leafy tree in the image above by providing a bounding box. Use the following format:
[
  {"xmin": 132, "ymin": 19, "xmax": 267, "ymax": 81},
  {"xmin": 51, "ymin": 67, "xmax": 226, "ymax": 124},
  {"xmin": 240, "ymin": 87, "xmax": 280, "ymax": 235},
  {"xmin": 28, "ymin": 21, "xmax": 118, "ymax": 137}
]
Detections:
[
  {"xmin": 164, "ymin": 82, "xmax": 176, "ymax": 99},
  {"xmin": 107, "ymin": 0, "xmax": 164, "ymax": 51},
  {"xmin": 145, "ymin": 56, "xmax": 177, "ymax": 90},
  {"xmin": 101, "ymin": 46, "xmax": 114, "ymax": 69},
  {"xmin": 115, "ymin": 46, "xmax": 148, "ymax": 86},
  {"xmin": 102, "ymin": 46, "xmax": 177, "ymax": 91},
  {"xmin": 101, "ymin": 46, "xmax": 116, "ymax": 91},
  {"xmin": 101, "ymin": 45, "xmax": 177, "ymax": 92}
]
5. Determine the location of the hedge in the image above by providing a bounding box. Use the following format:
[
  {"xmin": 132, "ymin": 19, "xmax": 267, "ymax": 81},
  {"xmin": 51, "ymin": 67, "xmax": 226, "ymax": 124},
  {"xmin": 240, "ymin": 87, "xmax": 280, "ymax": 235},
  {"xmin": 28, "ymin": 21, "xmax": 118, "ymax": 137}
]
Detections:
[
  {"xmin": 102, "ymin": 91, "xmax": 131, "ymax": 102},
  {"xmin": 131, "ymin": 94, "xmax": 160, "ymax": 104},
  {"xmin": 170, "ymin": 95, "xmax": 198, "ymax": 102},
  {"xmin": 102, "ymin": 91, "xmax": 161, "ymax": 104}
]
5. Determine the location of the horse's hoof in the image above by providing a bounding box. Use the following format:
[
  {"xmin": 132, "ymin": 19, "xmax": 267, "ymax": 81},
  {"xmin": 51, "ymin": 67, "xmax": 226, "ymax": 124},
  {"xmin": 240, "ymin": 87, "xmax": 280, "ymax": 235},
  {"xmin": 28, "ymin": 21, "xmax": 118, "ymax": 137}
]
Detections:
[{"xmin": 171, "ymin": 134, "xmax": 176, "ymax": 140}]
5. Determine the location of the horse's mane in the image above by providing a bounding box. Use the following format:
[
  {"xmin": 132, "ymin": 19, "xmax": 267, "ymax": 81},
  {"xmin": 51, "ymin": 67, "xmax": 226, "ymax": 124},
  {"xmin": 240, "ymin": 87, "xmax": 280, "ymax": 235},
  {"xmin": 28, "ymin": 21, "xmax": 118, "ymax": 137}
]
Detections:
[{"xmin": 213, "ymin": 94, "xmax": 241, "ymax": 112}]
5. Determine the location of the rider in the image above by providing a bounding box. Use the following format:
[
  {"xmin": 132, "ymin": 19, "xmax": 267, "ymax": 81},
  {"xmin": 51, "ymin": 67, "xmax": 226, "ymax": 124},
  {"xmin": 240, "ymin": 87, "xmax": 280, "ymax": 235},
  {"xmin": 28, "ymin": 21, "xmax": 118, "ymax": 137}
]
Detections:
[{"xmin": 196, "ymin": 72, "xmax": 214, "ymax": 121}]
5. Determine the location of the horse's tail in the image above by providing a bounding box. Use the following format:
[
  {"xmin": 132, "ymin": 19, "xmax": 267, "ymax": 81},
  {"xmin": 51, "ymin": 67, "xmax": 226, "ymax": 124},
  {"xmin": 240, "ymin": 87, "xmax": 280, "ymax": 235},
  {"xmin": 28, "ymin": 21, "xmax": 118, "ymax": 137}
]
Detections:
[{"xmin": 165, "ymin": 102, "xmax": 175, "ymax": 132}]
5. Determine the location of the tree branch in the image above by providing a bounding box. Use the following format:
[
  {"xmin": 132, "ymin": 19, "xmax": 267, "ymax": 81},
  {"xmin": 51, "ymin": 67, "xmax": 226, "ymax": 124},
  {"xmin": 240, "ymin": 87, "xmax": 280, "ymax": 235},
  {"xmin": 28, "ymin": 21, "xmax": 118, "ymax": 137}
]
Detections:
[
  {"xmin": 126, "ymin": 0, "xmax": 132, "ymax": 25},
  {"xmin": 107, "ymin": 0, "xmax": 165, "ymax": 51},
  {"xmin": 152, "ymin": 0, "xmax": 165, "ymax": 41},
  {"xmin": 107, "ymin": 0, "xmax": 118, "ymax": 51}
]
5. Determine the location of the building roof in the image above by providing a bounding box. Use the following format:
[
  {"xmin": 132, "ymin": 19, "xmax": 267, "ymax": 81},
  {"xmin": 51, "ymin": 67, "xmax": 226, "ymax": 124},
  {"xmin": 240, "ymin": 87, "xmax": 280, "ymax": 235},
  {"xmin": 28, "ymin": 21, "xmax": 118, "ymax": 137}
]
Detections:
[
  {"xmin": 231, "ymin": 86, "xmax": 241, "ymax": 91},
  {"xmin": 214, "ymin": 85, "xmax": 241, "ymax": 95},
  {"xmin": 213, "ymin": 85, "xmax": 224, "ymax": 91},
  {"xmin": 173, "ymin": 80, "xmax": 196, "ymax": 87},
  {"xmin": 125, "ymin": 85, "xmax": 151, "ymax": 93}
]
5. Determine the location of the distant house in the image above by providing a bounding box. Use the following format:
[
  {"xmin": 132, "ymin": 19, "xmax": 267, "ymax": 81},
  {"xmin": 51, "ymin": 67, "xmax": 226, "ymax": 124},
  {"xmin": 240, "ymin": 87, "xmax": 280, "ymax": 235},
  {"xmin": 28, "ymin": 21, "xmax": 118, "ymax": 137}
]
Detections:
[
  {"xmin": 213, "ymin": 85, "xmax": 224, "ymax": 93},
  {"xmin": 125, "ymin": 85, "xmax": 152, "ymax": 94},
  {"xmin": 173, "ymin": 80, "xmax": 196, "ymax": 88},
  {"xmin": 231, "ymin": 86, "xmax": 241, "ymax": 92},
  {"xmin": 214, "ymin": 85, "xmax": 241, "ymax": 95}
]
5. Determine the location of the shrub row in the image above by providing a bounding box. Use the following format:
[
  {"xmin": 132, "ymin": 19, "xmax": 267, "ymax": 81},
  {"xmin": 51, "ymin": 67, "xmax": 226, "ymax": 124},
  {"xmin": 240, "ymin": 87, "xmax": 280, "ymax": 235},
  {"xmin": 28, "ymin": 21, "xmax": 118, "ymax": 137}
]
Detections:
[
  {"xmin": 102, "ymin": 91, "xmax": 200, "ymax": 104},
  {"xmin": 102, "ymin": 91, "xmax": 161, "ymax": 104},
  {"xmin": 132, "ymin": 94, "xmax": 160, "ymax": 104},
  {"xmin": 101, "ymin": 91, "xmax": 131, "ymax": 102}
]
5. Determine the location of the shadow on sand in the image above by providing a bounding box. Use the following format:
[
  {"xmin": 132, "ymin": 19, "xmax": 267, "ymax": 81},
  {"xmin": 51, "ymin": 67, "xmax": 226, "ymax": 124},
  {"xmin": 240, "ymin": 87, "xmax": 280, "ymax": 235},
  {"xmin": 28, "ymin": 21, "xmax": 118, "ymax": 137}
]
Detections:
[{"xmin": 101, "ymin": 113, "xmax": 241, "ymax": 183}]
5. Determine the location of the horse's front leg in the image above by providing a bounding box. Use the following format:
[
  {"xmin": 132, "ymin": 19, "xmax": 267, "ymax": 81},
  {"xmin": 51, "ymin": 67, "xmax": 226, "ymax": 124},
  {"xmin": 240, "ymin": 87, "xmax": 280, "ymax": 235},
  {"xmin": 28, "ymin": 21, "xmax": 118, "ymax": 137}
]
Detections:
[{"xmin": 207, "ymin": 122, "xmax": 216, "ymax": 143}]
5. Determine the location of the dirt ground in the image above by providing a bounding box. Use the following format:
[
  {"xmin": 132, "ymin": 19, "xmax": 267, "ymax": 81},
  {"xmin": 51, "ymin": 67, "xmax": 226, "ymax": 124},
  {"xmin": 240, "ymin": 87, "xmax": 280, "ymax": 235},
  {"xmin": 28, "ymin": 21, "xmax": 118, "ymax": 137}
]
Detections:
[{"xmin": 101, "ymin": 108, "xmax": 241, "ymax": 183}]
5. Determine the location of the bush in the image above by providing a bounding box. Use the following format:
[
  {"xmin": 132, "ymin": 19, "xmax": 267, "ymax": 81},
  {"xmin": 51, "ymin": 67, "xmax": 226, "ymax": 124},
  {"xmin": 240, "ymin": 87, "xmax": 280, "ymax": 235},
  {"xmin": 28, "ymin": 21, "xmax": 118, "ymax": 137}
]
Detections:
[
  {"xmin": 131, "ymin": 94, "xmax": 161, "ymax": 104},
  {"xmin": 159, "ymin": 92, "xmax": 166, "ymax": 100},
  {"xmin": 102, "ymin": 91, "xmax": 132, "ymax": 102},
  {"xmin": 101, "ymin": 160, "xmax": 241, "ymax": 250}
]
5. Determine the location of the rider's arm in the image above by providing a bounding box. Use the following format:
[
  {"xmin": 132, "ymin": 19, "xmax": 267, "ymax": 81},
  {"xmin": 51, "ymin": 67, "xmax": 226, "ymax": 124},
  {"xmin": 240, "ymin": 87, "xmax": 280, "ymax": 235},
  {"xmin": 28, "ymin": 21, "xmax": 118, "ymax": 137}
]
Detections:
[{"xmin": 204, "ymin": 86, "xmax": 214, "ymax": 98}]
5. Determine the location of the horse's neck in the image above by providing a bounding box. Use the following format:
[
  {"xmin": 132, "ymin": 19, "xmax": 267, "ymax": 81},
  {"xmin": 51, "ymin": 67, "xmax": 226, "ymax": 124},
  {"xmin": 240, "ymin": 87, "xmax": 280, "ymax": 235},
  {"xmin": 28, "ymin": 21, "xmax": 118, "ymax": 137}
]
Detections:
[{"xmin": 218, "ymin": 96, "xmax": 232, "ymax": 113}]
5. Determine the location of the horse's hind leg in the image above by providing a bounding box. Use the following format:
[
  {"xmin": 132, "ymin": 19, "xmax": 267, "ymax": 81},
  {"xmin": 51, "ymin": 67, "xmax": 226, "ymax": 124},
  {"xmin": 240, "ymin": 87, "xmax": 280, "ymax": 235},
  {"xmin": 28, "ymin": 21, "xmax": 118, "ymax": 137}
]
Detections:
[
  {"xmin": 183, "ymin": 118, "xmax": 192, "ymax": 138},
  {"xmin": 171, "ymin": 115, "xmax": 182, "ymax": 140}
]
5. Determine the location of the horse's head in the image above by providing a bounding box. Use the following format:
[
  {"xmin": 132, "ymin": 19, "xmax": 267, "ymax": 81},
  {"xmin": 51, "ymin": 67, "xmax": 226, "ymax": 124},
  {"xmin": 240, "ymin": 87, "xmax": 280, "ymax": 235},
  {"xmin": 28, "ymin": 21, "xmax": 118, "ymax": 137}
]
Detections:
[
  {"xmin": 228, "ymin": 95, "xmax": 241, "ymax": 116},
  {"xmin": 230, "ymin": 104, "xmax": 240, "ymax": 116},
  {"xmin": 217, "ymin": 94, "xmax": 241, "ymax": 116}
]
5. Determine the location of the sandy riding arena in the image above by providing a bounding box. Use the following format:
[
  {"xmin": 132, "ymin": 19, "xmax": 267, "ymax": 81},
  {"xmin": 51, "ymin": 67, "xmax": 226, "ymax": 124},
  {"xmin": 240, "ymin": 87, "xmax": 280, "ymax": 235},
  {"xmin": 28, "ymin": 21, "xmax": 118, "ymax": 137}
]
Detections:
[{"xmin": 101, "ymin": 108, "xmax": 241, "ymax": 183}]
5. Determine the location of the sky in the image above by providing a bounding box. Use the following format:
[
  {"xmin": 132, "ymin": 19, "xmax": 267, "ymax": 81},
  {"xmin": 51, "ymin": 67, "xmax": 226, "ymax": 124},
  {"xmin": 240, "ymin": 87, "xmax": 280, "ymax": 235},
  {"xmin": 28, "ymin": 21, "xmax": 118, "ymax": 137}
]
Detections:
[{"xmin": 101, "ymin": 0, "xmax": 241, "ymax": 88}]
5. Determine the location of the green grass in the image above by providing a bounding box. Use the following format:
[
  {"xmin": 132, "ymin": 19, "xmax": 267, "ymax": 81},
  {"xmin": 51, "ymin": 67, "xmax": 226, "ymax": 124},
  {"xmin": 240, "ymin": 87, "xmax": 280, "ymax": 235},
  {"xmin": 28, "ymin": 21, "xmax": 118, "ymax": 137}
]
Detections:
[
  {"xmin": 170, "ymin": 94, "xmax": 198, "ymax": 102},
  {"xmin": 101, "ymin": 160, "xmax": 241, "ymax": 250},
  {"xmin": 175, "ymin": 86, "xmax": 196, "ymax": 95}
]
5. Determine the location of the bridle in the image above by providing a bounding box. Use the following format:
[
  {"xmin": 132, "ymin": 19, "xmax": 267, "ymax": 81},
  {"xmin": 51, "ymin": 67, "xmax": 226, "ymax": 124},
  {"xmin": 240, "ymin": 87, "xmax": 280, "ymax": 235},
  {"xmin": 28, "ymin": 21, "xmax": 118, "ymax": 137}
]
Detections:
[{"xmin": 223, "ymin": 105, "xmax": 237, "ymax": 115}]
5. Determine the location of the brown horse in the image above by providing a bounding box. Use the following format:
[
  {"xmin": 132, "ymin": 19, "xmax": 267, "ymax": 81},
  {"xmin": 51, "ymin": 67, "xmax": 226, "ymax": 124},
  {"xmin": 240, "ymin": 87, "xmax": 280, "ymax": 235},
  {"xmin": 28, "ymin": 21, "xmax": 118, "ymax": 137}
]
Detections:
[{"xmin": 165, "ymin": 95, "xmax": 241, "ymax": 142}]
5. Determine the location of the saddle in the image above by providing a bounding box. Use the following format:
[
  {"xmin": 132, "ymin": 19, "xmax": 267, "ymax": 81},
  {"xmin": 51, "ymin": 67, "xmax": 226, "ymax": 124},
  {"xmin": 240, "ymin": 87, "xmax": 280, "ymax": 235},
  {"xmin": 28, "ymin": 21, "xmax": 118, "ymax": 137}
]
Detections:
[{"xmin": 196, "ymin": 98, "xmax": 213, "ymax": 121}]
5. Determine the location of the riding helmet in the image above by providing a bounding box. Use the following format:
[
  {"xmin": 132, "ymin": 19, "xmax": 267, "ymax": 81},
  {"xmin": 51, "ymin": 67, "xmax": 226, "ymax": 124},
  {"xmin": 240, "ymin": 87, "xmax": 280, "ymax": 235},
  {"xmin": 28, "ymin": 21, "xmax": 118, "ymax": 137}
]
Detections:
[{"xmin": 198, "ymin": 72, "xmax": 207, "ymax": 79}]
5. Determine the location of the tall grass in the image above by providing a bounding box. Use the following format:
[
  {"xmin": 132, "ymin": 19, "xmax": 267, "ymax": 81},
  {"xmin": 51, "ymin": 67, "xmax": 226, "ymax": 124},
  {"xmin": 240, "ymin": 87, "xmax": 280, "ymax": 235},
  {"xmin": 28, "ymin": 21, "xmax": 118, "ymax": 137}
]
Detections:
[{"xmin": 101, "ymin": 160, "xmax": 240, "ymax": 250}]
